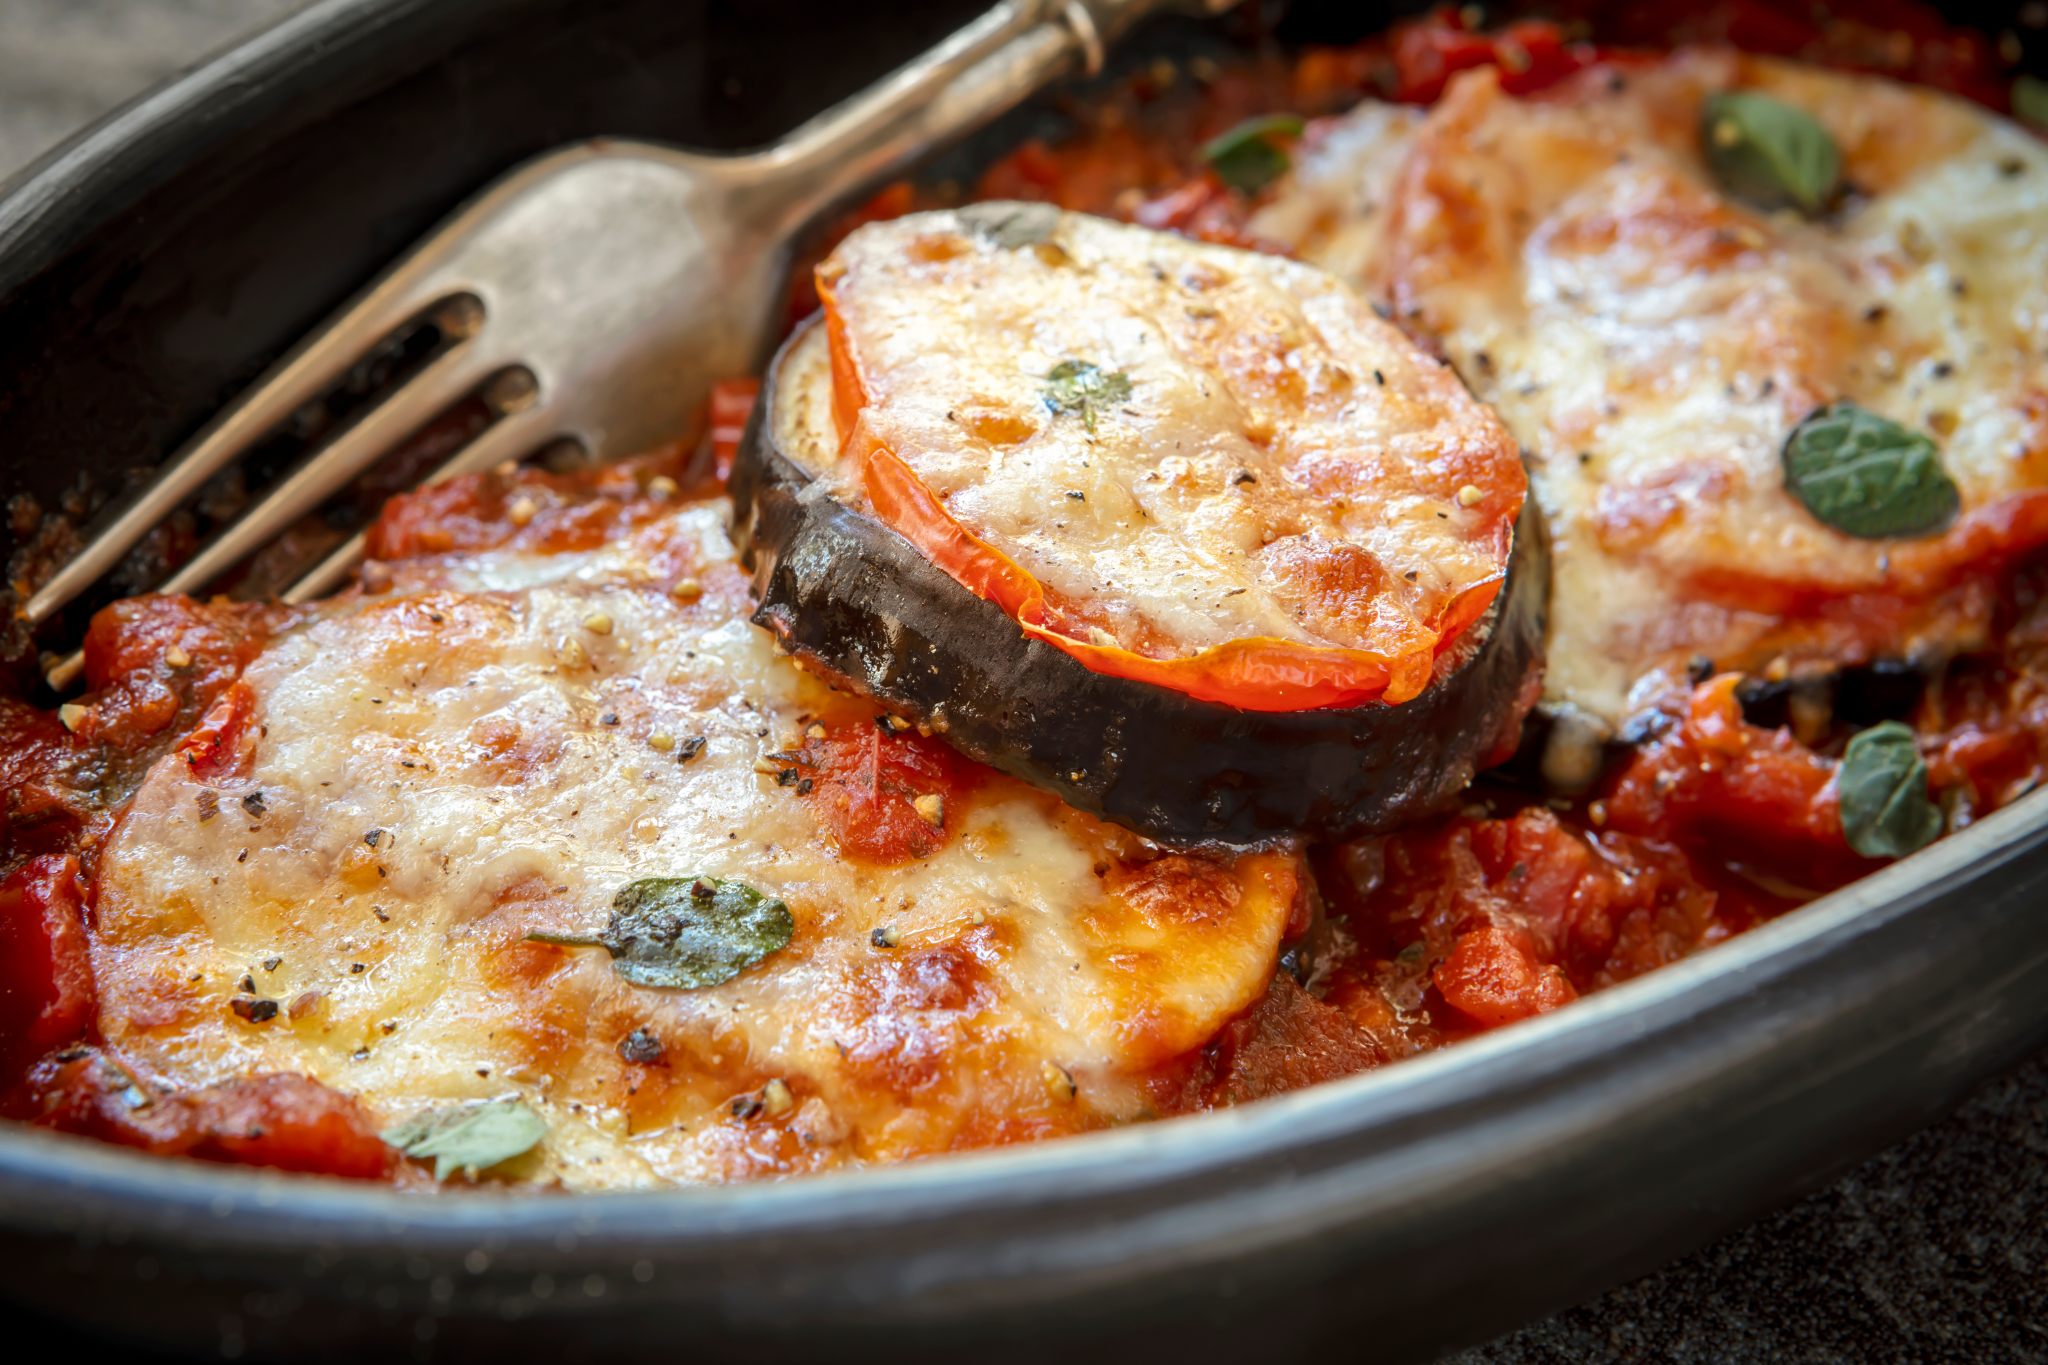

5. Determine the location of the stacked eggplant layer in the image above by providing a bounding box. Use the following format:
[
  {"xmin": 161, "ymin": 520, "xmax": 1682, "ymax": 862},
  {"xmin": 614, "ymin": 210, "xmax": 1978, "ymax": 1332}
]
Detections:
[{"xmin": 731, "ymin": 314, "xmax": 1548, "ymax": 844}]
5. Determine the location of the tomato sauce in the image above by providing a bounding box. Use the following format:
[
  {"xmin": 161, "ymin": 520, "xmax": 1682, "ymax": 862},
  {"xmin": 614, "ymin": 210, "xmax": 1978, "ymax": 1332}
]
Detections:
[
  {"xmin": 792, "ymin": 719, "xmax": 983, "ymax": 866},
  {"xmin": 2, "ymin": 0, "xmax": 2043, "ymax": 1175}
]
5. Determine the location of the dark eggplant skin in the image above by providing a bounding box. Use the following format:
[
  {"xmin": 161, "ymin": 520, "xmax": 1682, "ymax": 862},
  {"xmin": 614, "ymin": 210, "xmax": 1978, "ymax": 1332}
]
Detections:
[{"xmin": 729, "ymin": 317, "xmax": 1549, "ymax": 844}]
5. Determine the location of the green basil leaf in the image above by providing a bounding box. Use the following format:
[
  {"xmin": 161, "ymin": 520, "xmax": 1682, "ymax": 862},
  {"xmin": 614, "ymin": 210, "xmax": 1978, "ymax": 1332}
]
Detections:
[
  {"xmin": 381, "ymin": 1098, "xmax": 547, "ymax": 1182},
  {"xmin": 1837, "ymin": 720, "xmax": 1943, "ymax": 860},
  {"xmin": 1701, "ymin": 90, "xmax": 1840, "ymax": 214},
  {"xmin": 958, "ymin": 200, "xmax": 1060, "ymax": 249},
  {"xmin": 1042, "ymin": 360, "xmax": 1134, "ymax": 434},
  {"xmin": 1201, "ymin": 114, "xmax": 1307, "ymax": 196},
  {"xmin": 531, "ymin": 875, "xmax": 793, "ymax": 989},
  {"xmin": 1782, "ymin": 402, "xmax": 1960, "ymax": 539},
  {"xmin": 2014, "ymin": 75, "xmax": 2048, "ymax": 131}
]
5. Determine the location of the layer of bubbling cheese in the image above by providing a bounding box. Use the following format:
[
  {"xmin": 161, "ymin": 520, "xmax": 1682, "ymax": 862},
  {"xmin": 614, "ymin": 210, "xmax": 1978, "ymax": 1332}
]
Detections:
[
  {"xmin": 1257, "ymin": 52, "xmax": 2048, "ymax": 726},
  {"xmin": 817, "ymin": 206, "xmax": 1522, "ymax": 673},
  {"xmin": 89, "ymin": 503, "xmax": 1301, "ymax": 1187}
]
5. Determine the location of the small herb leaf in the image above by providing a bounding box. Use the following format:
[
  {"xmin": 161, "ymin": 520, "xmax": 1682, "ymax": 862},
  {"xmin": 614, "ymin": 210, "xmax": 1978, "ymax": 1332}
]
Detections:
[
  {"xmin": 1202, "ymin": 114, "xmax": 1307, "ymax": 196},
  {"xmin": 1782, "ymin": 402, "xmax": 1959, "ymax": 539},
  {"xmin": 530, "ymin": 876, "xmax": 793, "ymax": 989},
  {"xmin": 1701, "ymin": 90, "xmax": 1840, "ymax": 214},
  {"xmin": 1837, "ymin": 720, "xmax": 1943, "ymax": 859},
  {"xmin": 381, "ymin": 1099, "xmax": 547, "ymax": 1181},
  {"xmin": 1042, "ymin": 360, "xmax": 1134, "ymax": 434},
  {"xmin": 2014, "ymin": 75, "xmax": 2048, "ymax": 131},
  {"xmin": 958, "ymin": 200, "xmax": 1060, "ymax": 249}
]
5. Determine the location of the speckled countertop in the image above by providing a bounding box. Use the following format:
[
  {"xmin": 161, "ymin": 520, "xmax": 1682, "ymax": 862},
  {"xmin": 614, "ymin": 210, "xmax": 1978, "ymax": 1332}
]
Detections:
[{"xmin": 2, "ymin": 3, "xmax": 2043, "ymax": 1360}]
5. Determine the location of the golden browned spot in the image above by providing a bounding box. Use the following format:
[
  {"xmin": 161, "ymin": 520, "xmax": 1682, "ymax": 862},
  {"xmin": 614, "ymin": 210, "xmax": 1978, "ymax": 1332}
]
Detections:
[
  {"xmin": 956, "ymin": 402, "xmax": 1040, "ymax": 446},
  {"xmin": 338, "ymin": 841, "xmax": 383, "ymax": 891},
  {"xmin": 908, "ymin": 233, "xmax": 969, "ymax": 264},
  {"xmin": 1593, "ymin": 461, "xmax": 1736, "ymax": 554},
  {"xmin": 354, "ymin": 593, "xmax": 511, "ymax": 673},
  {"xmin": 1109, "ymin": 853, "xmax": 1244, "ymax": 929},
  {"xmin": 116, "ymin": 964, "xmax": 208, "ymax": 1031},
  {"xmin": 833, "ymin": 942, "xmax": 998, "ymax": 1101}
]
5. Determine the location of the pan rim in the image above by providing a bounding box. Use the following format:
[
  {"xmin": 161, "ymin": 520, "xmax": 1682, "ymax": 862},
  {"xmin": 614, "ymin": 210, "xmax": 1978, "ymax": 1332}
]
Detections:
[{"xmin": 1, "ymin": 787, "xmax": 2040, "ymax": 1235}]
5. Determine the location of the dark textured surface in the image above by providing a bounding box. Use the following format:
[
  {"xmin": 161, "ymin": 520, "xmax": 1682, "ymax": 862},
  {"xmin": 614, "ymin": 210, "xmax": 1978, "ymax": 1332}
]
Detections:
[
  {"xmin": 1454, "ymin": 1061, "xmax": 2048, "ymax": 1364},
  {"xmin": 1, "ymin": 3, "xmax": 2042, "ymax": 1362}
]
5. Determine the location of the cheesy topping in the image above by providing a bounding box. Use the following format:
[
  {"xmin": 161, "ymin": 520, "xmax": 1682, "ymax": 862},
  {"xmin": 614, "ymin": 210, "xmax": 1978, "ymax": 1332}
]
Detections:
[
  {"xmin": 1257, "ymin": 53, "xmax": 2048, "ymax": 725},
  {"xmin": 815, "ymin": 207, "xmax": 1522, "ymax": 697},
  {"xmin": 89, "ymin": 503, "xmax": 1302, "ymax": 1187}
]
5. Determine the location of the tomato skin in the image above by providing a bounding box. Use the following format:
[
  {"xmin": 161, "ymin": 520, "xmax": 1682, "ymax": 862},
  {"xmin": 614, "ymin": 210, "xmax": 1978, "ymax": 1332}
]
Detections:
[
  {"xmin": 79, "ymin": 595, "xmax": 283, "ymax": 785},
  {"xmin": 367, "ymin": 453, "xmax": 697, "ymax": 560},
  {"xmin": 16, "ymin": 1050, "xmax": 395, "ymax": 1181},
  {"xmin": 1389, "ymin": 11, "xmax": 1597, "ymax": 104},
  {"xmin": 173, "ymin": 679, "xmax": 256, "ymax": 783},
  {"xmin": 707, "ymin": 378, "xmax": 761, "ymax": 483},
  {"xmin": 793, "ymin": 719, "xmax": 981, "ymax": 866},
  {"xmin": 1434, "ymin": 923, "xmax": 1578, "ymax": 1028},
  {"xmin": 0, "ymin": 855, "xmax": 95, "ymax": 1080}
]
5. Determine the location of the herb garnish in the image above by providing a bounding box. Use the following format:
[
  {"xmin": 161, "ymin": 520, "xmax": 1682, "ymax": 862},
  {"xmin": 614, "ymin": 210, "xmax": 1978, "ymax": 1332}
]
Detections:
[
  {"xmin": 1201, "ymin": 114, "xmax": 1307, "ymax": 196},
  {"xmin": 1042, "ymin": 360, "xmax": 1133, "ymax": 434},
  {"xmin": 1782, "ymin": 402, "xmax": 1959, "ymax": 539},
  {"xmin": 529, "ymin": 875, "xmax": 793, "ymax": 989},
  {"xmin": 1837, "ymin": 721, "xmax": 1943, "ymax": 859},
  {"xmin": 1701, "ymin": 90, "xmax": 1840, "ymax": 214},
  {"xmin": 2014, "ymin": 76, "xmax": 2048, "ymax": 131},
  {"xmin": 958, "ymin": 200, "xmax": 1060, "ymax": 249},
  {"xmin": 381, "ymin": 1098, "xmax": 547, "ymax": 1181}
]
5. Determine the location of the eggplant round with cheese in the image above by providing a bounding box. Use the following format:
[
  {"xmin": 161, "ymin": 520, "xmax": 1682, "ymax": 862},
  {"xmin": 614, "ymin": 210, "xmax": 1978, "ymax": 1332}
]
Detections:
[
  {"xmin": 1253, "ymin": 51, "xmax": 2048, "ymax": 747},
  {"xmin": 731, "ymin": 314, "xmax": 1548, "ymax": 844},
  {"xmin": 83, "ymin": 494, "xmax": 1310, "ymax": 1186}
]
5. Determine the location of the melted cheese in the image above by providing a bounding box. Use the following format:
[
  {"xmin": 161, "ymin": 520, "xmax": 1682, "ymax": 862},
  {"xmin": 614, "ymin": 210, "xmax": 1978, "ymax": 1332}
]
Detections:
[
  {"xmin": 1258, "ymin": 54, "xmax": 2048, "ymax": 725},
  {"xmin": 817, "ymin": 207, "xmax": 1521, "ymax": 671},
  {"xmin": 89, "ymin": 503, "xmax": 1302, "ymax": 1187}
]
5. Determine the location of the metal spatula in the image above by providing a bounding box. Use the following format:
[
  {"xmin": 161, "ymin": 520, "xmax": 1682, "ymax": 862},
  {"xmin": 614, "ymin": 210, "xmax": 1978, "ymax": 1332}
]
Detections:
[{"xmin": 26, "ymin": 0, "xmax": 1233, "ymax": 689}]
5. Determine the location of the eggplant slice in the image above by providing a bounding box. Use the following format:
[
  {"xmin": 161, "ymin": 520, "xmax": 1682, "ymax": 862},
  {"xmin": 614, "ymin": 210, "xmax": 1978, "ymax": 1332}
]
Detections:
[{"xmin": 731, "ymin": 319, "xmax": 1548, "ymax": 844}]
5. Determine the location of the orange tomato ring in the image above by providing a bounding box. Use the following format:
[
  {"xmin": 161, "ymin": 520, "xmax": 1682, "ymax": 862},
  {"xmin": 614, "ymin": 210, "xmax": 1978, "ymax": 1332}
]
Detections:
[{"xmin": 821, "ymin": 283, "xmax": 1510, "ymax": 713}]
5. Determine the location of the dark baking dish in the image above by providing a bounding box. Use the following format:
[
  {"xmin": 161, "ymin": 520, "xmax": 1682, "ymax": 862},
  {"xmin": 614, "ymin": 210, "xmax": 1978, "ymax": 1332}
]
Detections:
[{"xmin": 2, "ymin": 1, "xmax": 2046, "ymax": 1359}]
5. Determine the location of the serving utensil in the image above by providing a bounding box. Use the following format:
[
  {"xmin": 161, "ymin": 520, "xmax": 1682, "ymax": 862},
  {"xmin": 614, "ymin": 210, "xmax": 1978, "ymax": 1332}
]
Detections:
[{"xmin": 24, "ymin": 0, "xmax": 1233, "ymax": 690}]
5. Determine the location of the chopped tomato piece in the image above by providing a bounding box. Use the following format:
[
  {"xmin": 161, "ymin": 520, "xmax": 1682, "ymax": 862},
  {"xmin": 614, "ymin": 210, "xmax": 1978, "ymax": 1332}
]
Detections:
[
  {"xmin": 1604, "ymin": 674, "xmax": 1866, "ymax": 888},
  {"xmin": 80, "ymin": 595, "xmax": 283, "ymax": 790},
  {"xmin": 1434, "ymin": 923, "xmax": 1578, "ymax": 1028},
  {"xmin": 20, "ymin": 1050, "xmax": 395, "ymax": 1181},
  {"xmin": 367, "ymin": 452, "xmax": 695, "ymax": 559},
  {"xmin": 174, "ymin": 678, "xmax": 256, "ymax": 782},
  {"xmin": 1147, "ymin": 974, "xmax": 1383, "ymax": 1111},
  {"xmin": 0, "ymin": 855, "xmax": 94, "ymax": 1080},
  {"xmin": 0, "ymin": 699, "xmax": 92, "ymax": 866},
  {"xmin": 707, "ymin": 378, "xmax": 761, "ymax": 483},
  {"xmin": 794, "ymin": 718, "xmax": 981, "ymax": 865},
  {"xmin": 1390, "ymin": 11, "xmax": 1595, "ymax": 103}
]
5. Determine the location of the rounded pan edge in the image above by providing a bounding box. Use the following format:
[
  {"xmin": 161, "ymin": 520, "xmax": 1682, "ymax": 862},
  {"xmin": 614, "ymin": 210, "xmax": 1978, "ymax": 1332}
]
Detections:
[
  {"xmin": 1, "ymin": 784, "xmax": 2044, "ymax": 1365},
  {"xmin": 729, "ymin": 316, "xmax": 1550, "ymax": 845}
]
